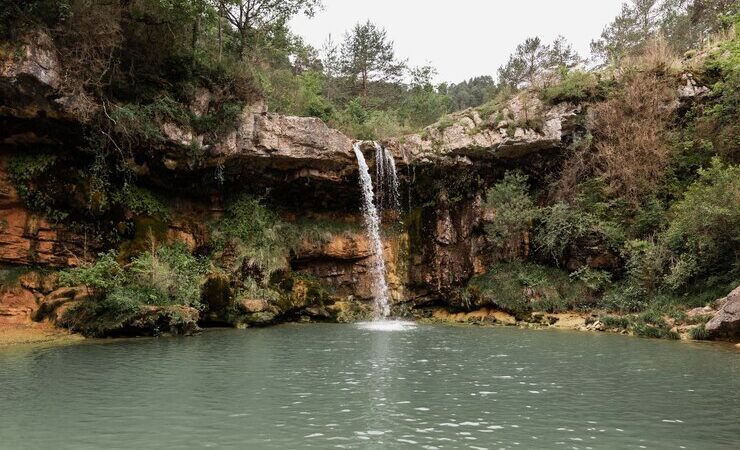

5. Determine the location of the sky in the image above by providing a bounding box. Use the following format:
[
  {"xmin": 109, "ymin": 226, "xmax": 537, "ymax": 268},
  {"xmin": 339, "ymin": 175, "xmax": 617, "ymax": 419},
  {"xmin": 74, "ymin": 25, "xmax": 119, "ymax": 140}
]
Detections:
[{"xmin": 290, "ymin": 0, "xmax": 626, "ymax": 84}]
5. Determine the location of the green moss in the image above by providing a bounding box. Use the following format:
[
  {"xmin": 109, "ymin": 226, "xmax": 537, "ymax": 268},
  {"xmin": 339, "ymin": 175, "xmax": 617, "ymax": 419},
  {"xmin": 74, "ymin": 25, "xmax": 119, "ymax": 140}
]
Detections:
[{"xmin": 118, "ymin": 217, "xmax": 169, "ymax": 261}]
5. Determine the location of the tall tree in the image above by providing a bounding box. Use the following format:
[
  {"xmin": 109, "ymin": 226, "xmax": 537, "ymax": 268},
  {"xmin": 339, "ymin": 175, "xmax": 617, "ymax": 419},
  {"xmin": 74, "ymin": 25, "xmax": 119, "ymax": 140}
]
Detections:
[
  {"xmin": 590, "ymin": 0, "xmax": 662, "ymax": 64},
  {"xmin": 339, "ymin": 20, "xmax": 406, "ymax": 100},
  {"xmin": 498, "ymin": 36, "xmax": 582, "ymax": 89},
  {"xmin": 548, "ymin": 35, "xmax": 583, "ymax": 70},
  {"xmin": 218, "ymin": 0, "xmax": 322, "ymax": 56}
]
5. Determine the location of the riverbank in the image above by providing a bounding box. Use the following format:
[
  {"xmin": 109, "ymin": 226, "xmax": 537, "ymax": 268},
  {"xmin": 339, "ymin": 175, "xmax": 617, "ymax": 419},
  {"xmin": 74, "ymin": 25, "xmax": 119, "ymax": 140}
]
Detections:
[
  {"xmin": 423, "ymin": 307, "xmax": 740, "ymax": 345},
  {"xmin": 0, "ymin": 322, "xmax": 84, "ymax": 347}
]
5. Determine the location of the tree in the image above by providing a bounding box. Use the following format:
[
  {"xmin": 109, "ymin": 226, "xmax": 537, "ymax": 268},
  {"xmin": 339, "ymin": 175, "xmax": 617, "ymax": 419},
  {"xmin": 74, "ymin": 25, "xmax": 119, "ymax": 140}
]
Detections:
[
  {"xmin": 446, "ymin": 76, "xmax": 498, "ymax": 110},
  {"xmin": 548, "ymin": 36, "xmax": 583, "ymax": 70},
  {"xmin": 218, "ymin": 0, "xmax": 322, "ymax": 56},
  {"xmin": 339, "ymin": 20, "xmax": 406, "ymax": 99},
  {"xmin": 498, "ymin": 37, "xmax": 549, "ymax": 88},
  {"xmin": 498, "ymin": 36, "xmax": 582, "ymax": 89},
  {"xmin": 590, "ymin": 0, "xmax": 662, "ymax": 64},
  {"xmin": 399, "ymin": 65, "xmax": 451, "ymax": 127}
]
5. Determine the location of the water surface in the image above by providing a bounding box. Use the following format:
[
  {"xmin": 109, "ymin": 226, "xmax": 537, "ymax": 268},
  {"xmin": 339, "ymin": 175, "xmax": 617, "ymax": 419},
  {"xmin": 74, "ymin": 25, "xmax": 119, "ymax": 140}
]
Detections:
[{"xmin": 0, "ymin": 324, "xmax": 737, "ymax": 449}]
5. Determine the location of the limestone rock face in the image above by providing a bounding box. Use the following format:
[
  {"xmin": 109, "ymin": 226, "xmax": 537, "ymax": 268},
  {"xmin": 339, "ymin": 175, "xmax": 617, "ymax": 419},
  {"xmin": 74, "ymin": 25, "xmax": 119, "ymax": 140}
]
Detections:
[
  {"xmin": 0, "ymin": 32, "xmax": 582, "ymax": 320},
  {"xmin": 407, "ymin": 193, "xmax": 489, "ymax": 300},
  {"xmin": 705, "ymin": 286, "xmax": 740, "ymax": 340},
  {"xmin": 292, "ymin": 231, "xmax": 405, "ymax": 301},
  {"xmin": 384, "ymin": 94, "xmax": 578, "ymax": 166}
]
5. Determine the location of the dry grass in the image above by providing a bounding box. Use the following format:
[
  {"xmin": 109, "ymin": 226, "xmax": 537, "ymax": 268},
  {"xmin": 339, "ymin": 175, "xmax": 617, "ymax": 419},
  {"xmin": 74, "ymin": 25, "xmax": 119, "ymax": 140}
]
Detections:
[{"xmin": 589, "ymin": 69, "xmax": 678, "ymax": 205}]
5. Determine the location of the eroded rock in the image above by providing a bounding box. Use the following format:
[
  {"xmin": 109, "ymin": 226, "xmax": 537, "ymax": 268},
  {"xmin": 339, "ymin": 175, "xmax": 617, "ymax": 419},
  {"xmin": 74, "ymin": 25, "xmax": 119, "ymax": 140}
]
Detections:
[{"xmin": 705, "ymin": 286, "xmax": 740, "ymax": 340}]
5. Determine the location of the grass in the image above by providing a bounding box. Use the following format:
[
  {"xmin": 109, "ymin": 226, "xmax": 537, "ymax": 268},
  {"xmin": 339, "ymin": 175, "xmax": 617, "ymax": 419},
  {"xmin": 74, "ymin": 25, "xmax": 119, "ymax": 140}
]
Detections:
[{"xmin": 462, "ymin": 262, "xmax": 595, "ymax": 320}]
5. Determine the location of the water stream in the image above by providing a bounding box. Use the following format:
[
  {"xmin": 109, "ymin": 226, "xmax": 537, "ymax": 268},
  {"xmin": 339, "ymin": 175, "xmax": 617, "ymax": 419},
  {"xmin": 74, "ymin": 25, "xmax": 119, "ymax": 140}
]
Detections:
[
  {"xmin": 374, "ymin": 142, "xmax": 401, "ymax": 212},
  {"xmin": 353, "ymin": 142, "xmax": 392, "ymax": 318}
]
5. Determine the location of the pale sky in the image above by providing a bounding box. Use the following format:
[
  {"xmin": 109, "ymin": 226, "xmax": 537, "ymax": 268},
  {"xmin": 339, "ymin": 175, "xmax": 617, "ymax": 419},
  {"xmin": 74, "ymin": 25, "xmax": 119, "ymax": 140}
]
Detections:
[{"xmin": 290, "ymin": 0, "xmax": 625, "ymax": 84}]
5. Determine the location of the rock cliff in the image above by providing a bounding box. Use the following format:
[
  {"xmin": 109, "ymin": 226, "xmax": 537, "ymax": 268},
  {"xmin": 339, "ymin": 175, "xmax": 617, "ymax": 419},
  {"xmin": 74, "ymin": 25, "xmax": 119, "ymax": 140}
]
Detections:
[{"xmin": 0, "ymin": 33, "xmax": 579, "ymax": 331}]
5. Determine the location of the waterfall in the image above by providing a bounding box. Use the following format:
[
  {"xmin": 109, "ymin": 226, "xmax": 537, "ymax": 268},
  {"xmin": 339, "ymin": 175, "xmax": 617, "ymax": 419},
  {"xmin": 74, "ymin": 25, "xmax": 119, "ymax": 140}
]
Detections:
[
  {"xmin": 373, "ymin": 142, "xmax": 400, "ymax": 213},
  {"xmin": 353, "ymin": 142, "xmax": 391, "ymax": 318}
]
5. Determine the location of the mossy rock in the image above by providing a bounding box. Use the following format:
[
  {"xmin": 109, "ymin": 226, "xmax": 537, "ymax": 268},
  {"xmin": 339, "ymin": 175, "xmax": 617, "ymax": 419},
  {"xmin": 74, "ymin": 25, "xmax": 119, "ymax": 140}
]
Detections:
[{"xmin": 118, "ymin": 216, "xmax": 169, "ymax": 261}]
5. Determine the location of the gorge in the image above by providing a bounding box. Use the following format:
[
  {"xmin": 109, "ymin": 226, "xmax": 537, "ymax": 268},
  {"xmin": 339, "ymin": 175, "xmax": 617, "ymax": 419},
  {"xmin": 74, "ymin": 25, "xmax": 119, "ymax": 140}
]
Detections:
[{"xmin": 0, "ymin": 1, "xmax": 739, "ymax": 449}]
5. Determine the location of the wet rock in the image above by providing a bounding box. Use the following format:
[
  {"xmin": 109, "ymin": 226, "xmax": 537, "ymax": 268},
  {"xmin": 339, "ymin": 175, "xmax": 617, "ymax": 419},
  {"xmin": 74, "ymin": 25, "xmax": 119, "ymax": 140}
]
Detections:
[{"xmin": 705, "ymin": 286, "xmax": 740, "ymax": 340}]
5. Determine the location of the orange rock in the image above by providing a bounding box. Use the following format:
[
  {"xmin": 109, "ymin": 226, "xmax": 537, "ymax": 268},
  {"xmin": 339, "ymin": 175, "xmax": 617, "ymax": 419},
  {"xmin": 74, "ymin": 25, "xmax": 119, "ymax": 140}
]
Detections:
[{"xmin": 0, "ymin": 288, "xmax": 38, "ymax": 325}]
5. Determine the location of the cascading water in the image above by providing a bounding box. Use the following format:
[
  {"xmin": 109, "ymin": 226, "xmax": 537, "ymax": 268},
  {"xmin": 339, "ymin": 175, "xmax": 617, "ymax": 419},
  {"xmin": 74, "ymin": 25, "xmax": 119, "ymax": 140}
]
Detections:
[
  {"xmin": 375, "ymin": 142, "xmax": 400, "ymax": 212},
  {"xmin": 353, "ymin": 142, "xmax": 392, "ymax": 318}
]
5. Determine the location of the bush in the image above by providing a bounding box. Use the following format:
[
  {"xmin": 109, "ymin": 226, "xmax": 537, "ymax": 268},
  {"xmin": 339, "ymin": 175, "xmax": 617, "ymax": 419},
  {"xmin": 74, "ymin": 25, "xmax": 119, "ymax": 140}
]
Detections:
[
  {"xmin": 540, "ymin": 70, "xmax": 603, "ymax": 104},
  {"xmin": 60, "ymin": 243, "xmax": 206, "ymax": 336},
  {"xmin": 484, "ymin": 172, "xmax": 537, "ymax": 253},
  {"xmin": 462, "ymin": 262, "xmax": 595, "ymax": 318},
  {"xmin": 534, "ymin": 202, "xmax": 594, "ymax": 264},
  {"xmin": 589, "ymin": 70, "xmax": 678, "ymax": 204},
  {"xmin": 663, "ymin": 158, "xmax": 740, "ymax": 290},
  {"xmin": 59, "ymin": 250, "xmax": 124, "ymax": 293},
  {"xmin": 601, "ymin": 315, "xmax": 630, "ymax": 329},
  {"xmin": 211, "ymin": 195, "xmax": 294, "ymax": 281}
]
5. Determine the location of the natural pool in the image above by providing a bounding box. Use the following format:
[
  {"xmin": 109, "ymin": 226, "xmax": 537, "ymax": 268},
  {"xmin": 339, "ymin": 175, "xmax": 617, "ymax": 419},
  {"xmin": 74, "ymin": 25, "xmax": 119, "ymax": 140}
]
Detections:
[{"xmin": 0, "ymin": 324, "xmax": 737, "ymax": 449}]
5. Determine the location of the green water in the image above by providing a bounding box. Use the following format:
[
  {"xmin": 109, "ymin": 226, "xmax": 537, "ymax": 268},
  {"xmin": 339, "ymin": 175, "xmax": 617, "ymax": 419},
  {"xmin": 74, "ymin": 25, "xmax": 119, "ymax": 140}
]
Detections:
[{"xmin": 0, "ymin": 324, "xmax": 737, "ymax": 449}]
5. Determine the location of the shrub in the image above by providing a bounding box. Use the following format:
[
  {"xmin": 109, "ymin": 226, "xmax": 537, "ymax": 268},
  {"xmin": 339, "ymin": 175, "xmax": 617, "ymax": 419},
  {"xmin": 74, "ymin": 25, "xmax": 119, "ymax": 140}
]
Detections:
[
  {"xmin": 484, "ymin": 172, "xmax": 537, "ymax": 254},
  {"xmin": 601, "ymin": 315, "xmax": 630, "ymax": 329},
  {"xmin": 463, "ymin": 262, "xmax": 594, "ymax": 318},
  {"xmin": 60, "ymin": 243, "xmax": 206, "ymax": 336},
  {"xmin": 59, "ymin": 250, "xmax": 124, "ymax": 293},
  {"xmin": 211, "ymin": 195, "xmax": 294, "ymax": 281},
  {"xmin": 589, "ymin": 70, "xmax": 678, "ymax": 204},
  {"xmin": 534, "ymin": 202, "xmax": 594, "ymax": 264},
  {"xmin": 540, "ymin": 70, "xmax": 603, "ymax": 104},
  {"xmin": 128, "ymin": 242, "xmax": 207, "ymax": 307},
  {"xmin": 112, "ymin": 185, "xmax": 169, "ymax": 218},
  {"xmin": 662, "ymin": 158, "xmax": 740, "ymax": 290},
  {"xmin": 7, "ymin": 153, "xmax": 69, "ymax": 222}
]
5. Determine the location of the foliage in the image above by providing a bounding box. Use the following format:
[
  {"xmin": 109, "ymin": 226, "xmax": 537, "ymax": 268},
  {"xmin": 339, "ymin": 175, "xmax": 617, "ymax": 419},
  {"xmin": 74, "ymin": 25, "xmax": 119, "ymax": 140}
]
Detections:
[
  {"xmin": 211, "ymin": 195, "xmax": 294, "ymax": 281},
  {"xmin": 484, "ymin": 172, "xmax": 537, "ymax": 251},
  {"xmin": 112, "ymin": 185, "xmax": 170, "ymax": 219},
  {"xmin": 591, "ymin": 0, "xmax": 738, "ymax": 64},
  {"xmin": 590, "ymin": 69, "xmax": 678, "ymax": 204},
  {"xmin": 540, "ymin": 70, "xmax": 605, "ymax": 104},
  {"xmin": 498, "ymin": 36, "xmax": 582, "ymax": 89},
  {"xmin": 463, "ymin": 262, "xmax": 597, "ymax": 319},
  {"xmin": 662, "ymin": 158, "xmax": 740, "ymax": 289},
  {"xmin": 441, "ymin": 76, "xmax": 498, "ymax": 111},
  {"xmin": 689, "ymin": 324, "xmax": 710, "ymax": 340},
  {"xmin": 338, "ymin": 20, "xmax": 406, "ymax": 99},
  {"xmin": 60, "ymin": 243, "xmax": 206, "ymax": 336},
  {"xmin": 534, "ymin": 203, "xmax": 595, "ymax": 264},
  {"xmin": 59, "ymin": 250, "xmax": 125, "ymax": 293}
]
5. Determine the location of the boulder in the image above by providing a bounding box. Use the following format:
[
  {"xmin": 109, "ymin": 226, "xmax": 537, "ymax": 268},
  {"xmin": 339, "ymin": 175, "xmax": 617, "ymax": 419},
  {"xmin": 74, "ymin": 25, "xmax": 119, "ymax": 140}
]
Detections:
[
  {"xmin": 238, "ymin": 298, "xmax": 269, "ymax": 314},
  {"xmin": 705, "ymin": 286, "xmax": 740, "ymax": 340}
]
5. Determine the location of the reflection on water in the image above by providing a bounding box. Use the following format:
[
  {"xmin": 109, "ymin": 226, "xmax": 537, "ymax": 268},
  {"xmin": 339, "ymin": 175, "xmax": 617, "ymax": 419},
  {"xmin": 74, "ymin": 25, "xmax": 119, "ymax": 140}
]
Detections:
[
  {"xmin": 356, "ymin": 320, "xmax": 417, "ymax": 331},
  {"xmin": 0, "ymin": 324, "xmax": 738, "ymax": 449}
]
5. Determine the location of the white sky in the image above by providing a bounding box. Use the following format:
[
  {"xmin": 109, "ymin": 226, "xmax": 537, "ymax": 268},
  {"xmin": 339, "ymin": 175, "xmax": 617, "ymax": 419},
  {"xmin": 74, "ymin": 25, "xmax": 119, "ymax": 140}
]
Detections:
[{"xmin": 290, "ymin": 0, "xmax": 625, "ymax": 84}]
